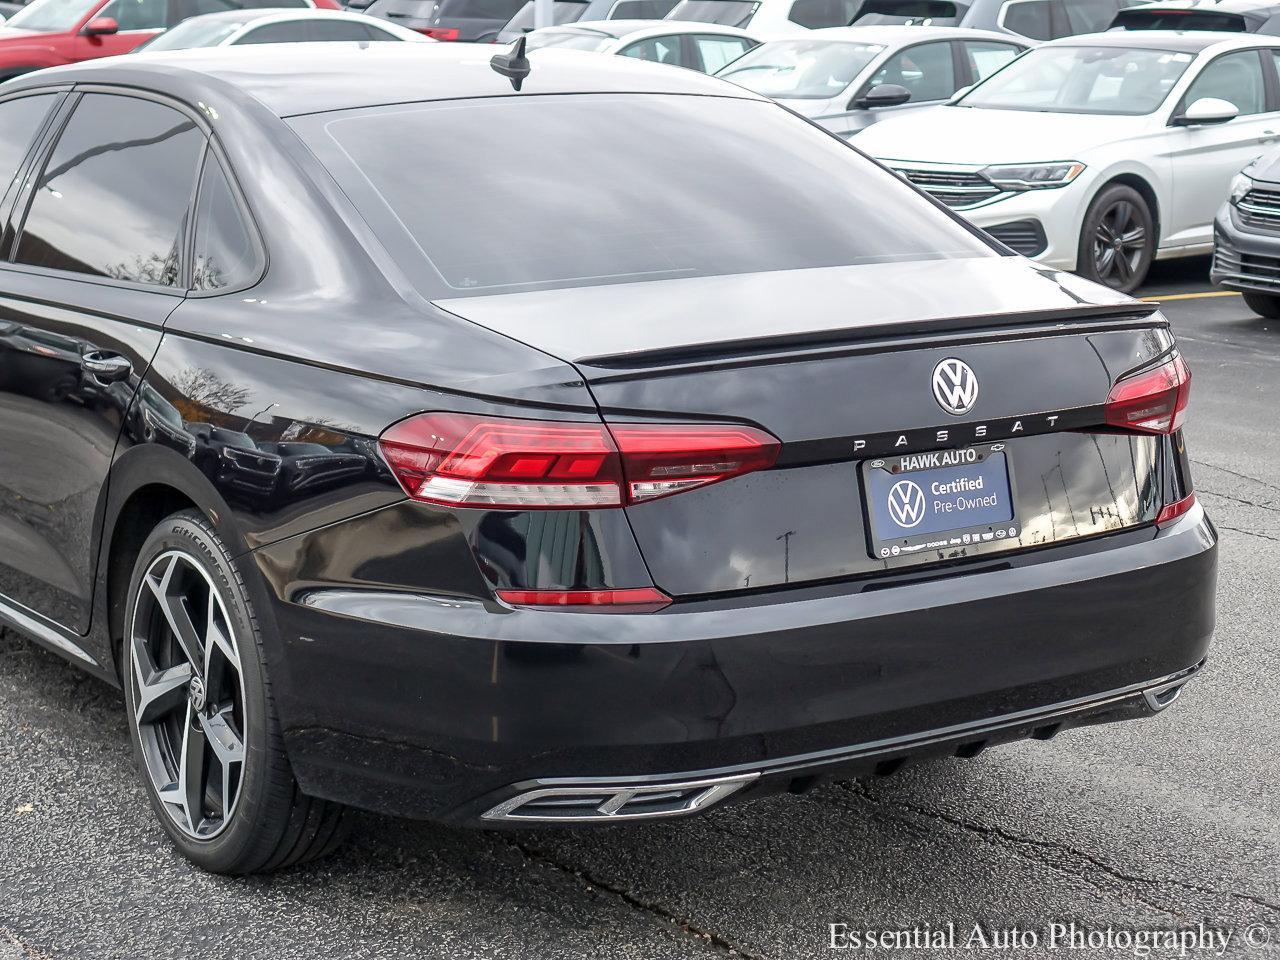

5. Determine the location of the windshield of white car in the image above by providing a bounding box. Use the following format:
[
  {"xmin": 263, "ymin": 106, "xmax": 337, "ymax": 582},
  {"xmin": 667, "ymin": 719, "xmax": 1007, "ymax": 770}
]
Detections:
[
  {"xmin": 295, "ymin": 94, "xmax": 995, "ymax": 297},
  {"xmin": 718, "ymin": 40, "xmax": 885, "ymax": 99},
  {"xmin": 525, "ymin": 28, "xmax": 613, "ymax": 49},
  {"xmin": 665, "ymin": 0, "xmax": 759, "ymax": 26},
  {"xmin": 957, "ymin": 45, "xmax": 1193, "ymax": 115},
  {"xmin": 6, "ymin": 0, "xmax": 94, "ymax": 33}
]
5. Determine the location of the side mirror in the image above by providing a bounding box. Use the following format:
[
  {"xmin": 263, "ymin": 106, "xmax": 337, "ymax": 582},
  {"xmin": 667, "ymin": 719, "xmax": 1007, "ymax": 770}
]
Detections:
[
  {"xmin": 81, "ymin": 16, "xmax": 119, "ymax": 37},
  {"xmin": 855, "ymin": 83, "xmax": 912, "ymax": 110},
  {"xmin": 1173, "ymin": 96, "xmax": 1238, "ymax": 126}
]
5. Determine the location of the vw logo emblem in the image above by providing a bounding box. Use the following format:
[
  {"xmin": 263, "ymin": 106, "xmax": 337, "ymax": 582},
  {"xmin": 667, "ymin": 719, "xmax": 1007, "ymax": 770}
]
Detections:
[
  {"xmin": 932, "ymin": 358, "xmax": 979, "ymax": 416},
  {"xmin": 887, "ymin": 479, "xmax": 926, "ymax": 528},
  {"xmin": 188, "ymin": 675, "xmax": 207, "ymax": 713}
]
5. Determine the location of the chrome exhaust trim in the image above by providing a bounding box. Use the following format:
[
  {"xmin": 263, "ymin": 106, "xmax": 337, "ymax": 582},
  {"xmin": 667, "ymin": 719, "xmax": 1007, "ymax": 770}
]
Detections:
[
  {"xmin": 1143, "ymin": 677, "xmax": 1188, "ymax": 712},
  {"xmin": 481, "ymin": 772, "xmax": 759, "ymax": 823}
]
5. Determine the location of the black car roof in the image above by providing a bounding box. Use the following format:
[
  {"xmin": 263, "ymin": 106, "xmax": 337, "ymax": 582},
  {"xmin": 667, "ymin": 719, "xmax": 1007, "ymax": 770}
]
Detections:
[{"xmin": 4, "ymin": 42, "xmax": 757, "ymax": 118}]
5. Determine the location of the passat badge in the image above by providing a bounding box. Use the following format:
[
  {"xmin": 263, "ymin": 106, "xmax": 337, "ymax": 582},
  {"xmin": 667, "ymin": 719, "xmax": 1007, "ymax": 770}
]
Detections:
[{"xmin": 932, "ymin": 358, "xmax": 979, "ymax": 416}]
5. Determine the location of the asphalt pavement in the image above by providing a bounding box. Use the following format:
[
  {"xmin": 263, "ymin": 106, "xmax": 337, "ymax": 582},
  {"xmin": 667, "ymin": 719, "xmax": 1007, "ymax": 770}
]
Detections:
[{"xmin": 1, "ymin": 256, "xmax": 1277, "ymax": 959}]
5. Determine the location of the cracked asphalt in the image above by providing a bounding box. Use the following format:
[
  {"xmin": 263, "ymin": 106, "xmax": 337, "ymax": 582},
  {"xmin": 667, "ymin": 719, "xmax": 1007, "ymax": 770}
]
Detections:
[{"xmin": 1, "ymin": 258, "xmax": 1277, "ymax": 959}]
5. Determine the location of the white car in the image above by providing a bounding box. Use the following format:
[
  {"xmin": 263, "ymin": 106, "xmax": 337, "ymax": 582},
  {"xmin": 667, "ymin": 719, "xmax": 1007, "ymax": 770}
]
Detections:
[
  {"xmin": 135, "ymin": 8, "xmax": 430, "ymax": 50},
  {"xmin": 717, "ymin": 26, "xmax": 1029, "ymax": 138},
  {"xmin": 856, "ymin": 30, "xmax": 1280, "ymax": 291},
  {"xmin": 525, "ymin": 19, "xmax": 758, "ymax": 70}
]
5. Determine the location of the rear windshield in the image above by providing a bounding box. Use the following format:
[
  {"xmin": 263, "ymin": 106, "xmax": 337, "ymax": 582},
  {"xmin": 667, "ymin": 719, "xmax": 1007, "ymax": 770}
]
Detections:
[
  {"xmin": 525, "ymin": 28, "xmax": 613, "ymax": 48},
  {"xmin": 293, "ymin": 94, "xmax": 993, "ymax": 298},
  {"xmin": 852, "ymin": 0, "xmax": 962, "ymax": 25},
  {"xmin": 665, "ymin": 0, "xmax": 759, "ymax": 25},
  {"xmin": 1110, "ymin": 8, "xmax": 1252, "ymax": 30},
  {"xmin": 503, "ymin": 0, "xmax": 589, "ymax": 31},
  {"xmin": 138, "ymin": 18, "xmax": 245, "ymax": 49}
]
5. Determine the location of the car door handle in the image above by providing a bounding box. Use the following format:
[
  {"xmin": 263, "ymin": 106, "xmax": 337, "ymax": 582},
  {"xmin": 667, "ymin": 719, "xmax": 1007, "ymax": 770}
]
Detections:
[{"xmin": 81, "ymin": 351, "xmax": 132, "ymax": 383}]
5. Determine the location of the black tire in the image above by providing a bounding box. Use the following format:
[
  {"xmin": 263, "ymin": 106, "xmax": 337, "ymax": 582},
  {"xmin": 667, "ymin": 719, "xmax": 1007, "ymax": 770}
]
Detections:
[
  {"xmin": 122, "ymin": 509, "xmax": 348, "ymax": 873},
  {"xmin": 1242, "ymin": 290, "xmax": 1280, "ymax": 319},
  {"xmin": 1076, "ymin": 184, "xmax": 1155, "ymax": 294}
]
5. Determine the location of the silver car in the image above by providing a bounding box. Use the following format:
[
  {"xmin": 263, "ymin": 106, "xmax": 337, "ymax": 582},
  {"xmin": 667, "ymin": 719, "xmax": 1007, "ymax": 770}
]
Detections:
[{"xmin": 716, "ymin": 25, "xmax": 1028, "ymax": 136}]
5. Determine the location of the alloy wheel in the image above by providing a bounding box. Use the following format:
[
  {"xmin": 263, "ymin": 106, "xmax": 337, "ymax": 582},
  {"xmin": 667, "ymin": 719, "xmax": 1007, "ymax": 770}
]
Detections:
[
  {"xmin": 1091, "ymin": 200, "xmax": 1148, "ymax": 287},
  {"xmin": 129, "ymin": 550, "xmax": 247, "ymax": 841}
]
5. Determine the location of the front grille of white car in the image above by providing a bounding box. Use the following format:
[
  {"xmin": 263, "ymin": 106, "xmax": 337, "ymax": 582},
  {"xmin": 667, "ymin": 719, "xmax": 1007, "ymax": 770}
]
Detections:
[
  {"xmin": 894, "ymin": 168, "xmax": 1002, "ymax": 209},
  {"xmin": 1238, "ymin": 189, "xmax": 1280, "ymax": 230}
]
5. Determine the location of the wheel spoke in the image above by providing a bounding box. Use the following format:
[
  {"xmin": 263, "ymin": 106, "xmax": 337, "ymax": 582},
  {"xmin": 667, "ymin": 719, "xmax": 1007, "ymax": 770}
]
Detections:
[
  {"xmin": 1115, "ymin": 249, "xmax": 1132, "ymax": 282},
  {"xmin": 132, "ymin": 634, "xmax": 193, "ymax": 726},
  {"xmin": 1120, "ymin": 226, "xmax": 1146, "ymax": 248},
  {"xmin": 198, "ymin": 707, "xmax": 244, "ymax": 818},
  {"xmin": 203, "ymin": 589, "xmax": 240, "ymax": 687},
  {"xmin": 1096, "ymin": 246, "xmax": 1116, "ymax": 278},
  {"xmin": 180, "ymin": 703, "xmax": 210, "ymax": 834},
  {"xmin": 147, "ymin": 557, "xmax": 205, "ymax": 674}
]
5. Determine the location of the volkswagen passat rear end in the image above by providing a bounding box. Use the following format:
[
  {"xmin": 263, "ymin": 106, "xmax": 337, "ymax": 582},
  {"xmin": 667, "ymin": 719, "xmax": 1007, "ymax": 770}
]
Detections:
[{"xmin": 0, "ymin": 44, "xmax": 1214, "ymax": 872}]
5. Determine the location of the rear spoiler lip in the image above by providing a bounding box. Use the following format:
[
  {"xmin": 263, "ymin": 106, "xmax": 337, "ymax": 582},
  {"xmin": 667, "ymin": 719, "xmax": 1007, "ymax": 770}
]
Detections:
[{"xmin": 575, "ymin": 301, "xmax": 1164, "ymax": 371}]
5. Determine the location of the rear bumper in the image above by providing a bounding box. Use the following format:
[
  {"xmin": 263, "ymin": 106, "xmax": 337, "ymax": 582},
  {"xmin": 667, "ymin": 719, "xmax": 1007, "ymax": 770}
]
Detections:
[{"xmin": 261, "ymin": 506, "xmax": 1216, "ymax": 824}]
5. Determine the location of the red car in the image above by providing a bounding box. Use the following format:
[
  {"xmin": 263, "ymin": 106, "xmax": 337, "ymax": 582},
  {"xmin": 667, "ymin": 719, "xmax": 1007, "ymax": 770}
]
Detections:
[{"xmin": 0, "ymin": 0, "xmax": 341, "ymax": 79}]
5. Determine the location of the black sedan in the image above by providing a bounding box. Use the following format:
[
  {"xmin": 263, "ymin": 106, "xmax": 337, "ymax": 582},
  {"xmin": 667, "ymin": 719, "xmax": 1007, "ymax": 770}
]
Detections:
[{"xmin": 0, "ymin": 42, "xmax": 1214, "ymax": 874}]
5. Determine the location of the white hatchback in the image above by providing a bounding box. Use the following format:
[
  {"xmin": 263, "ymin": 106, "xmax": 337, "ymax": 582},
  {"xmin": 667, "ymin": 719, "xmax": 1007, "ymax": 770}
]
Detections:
[{"xmin": 855, "ymin": 30, "xmax": 1280, "ymax": 291}]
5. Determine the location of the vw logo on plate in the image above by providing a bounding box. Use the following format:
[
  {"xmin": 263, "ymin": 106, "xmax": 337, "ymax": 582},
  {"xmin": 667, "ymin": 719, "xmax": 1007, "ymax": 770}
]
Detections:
[
  {"xmin": 887, "ymin": 479, "xmax": 926, "ymax": 528},
  {"xmin": 932, "ymin": 358, "xmax": 979, "ymax": 416}
]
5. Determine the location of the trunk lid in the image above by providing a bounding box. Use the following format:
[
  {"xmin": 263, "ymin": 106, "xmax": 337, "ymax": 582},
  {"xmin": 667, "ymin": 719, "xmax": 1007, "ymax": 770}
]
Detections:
[{"xmin": 435, "ymin": 259, "xmax": 1174, "ymax": 595}]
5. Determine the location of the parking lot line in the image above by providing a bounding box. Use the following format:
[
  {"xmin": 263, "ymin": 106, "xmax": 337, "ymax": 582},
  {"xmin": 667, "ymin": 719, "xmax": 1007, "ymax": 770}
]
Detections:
[{"xmin": 1141, "ymin": 291, "xmax": 1241, "ymax": 302}]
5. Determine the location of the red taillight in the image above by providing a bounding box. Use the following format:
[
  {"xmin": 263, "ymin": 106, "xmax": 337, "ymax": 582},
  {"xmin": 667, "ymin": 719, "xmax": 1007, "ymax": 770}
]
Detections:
[
  {"xmin": 418, "ymin": 26, "xmax": 459, "ymax": 39},
  {"xmin": 496, "ymin": 587, "xmax": 671, "ymax": 610},
  {"xmin": 1156, "ymin": 492, "xmax": 1196, "ymax": 527},
  {"xmin": 378, "ymin": 413, "xmax": 779, "ymax": 510},
  {"xmin": 1104, "ymin": 354, "xmax": 1191, "ymax": 435},
  {"xmin": 610, "ymin": 423, "xmax": 780, "ymax": 503}
]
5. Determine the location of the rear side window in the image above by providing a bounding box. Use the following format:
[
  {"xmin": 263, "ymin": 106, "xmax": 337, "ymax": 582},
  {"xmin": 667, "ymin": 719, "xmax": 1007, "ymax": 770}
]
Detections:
[
  {"xmin": 236, "ymin": 20, "xmax": 312, "ymax": 41},
  {"xmin": 438, "ymin": 0, "xmax": 526, "ymax": 16},
  {"xmin": 787, "ymin": 0, "xmax": 859, "ymax": 28},
  {"xmin": 609, "ymin": 0, "xmax": 676, "ymax": 15},
  {"xmin": 963, "ymin": 40, "xmax": 1021, "ymax": 81},
  {"xmin": 192, "ymin": 154, "xmax": 259, "ymax": 291},
  {"xmin": 295, "ymin": 94, "xmax": 993, "ymax": 297},
  {"xmin": 690, "ymin": 34, "xmax": 753, "ymax": 72},
  {"xmin": 0, "ymin": 95, "xmax": 56, "ymax": 205},
  {"xmin": 620, "ymin": 35, "xmax": 685, "ymax": 65},
  {"xmin": 1000, "ymin": 0, "xmax": 1051, "ymax": 39},
  {"xmin": 15, "ymin": 94, "xmax": 204, "ymax": 287}
]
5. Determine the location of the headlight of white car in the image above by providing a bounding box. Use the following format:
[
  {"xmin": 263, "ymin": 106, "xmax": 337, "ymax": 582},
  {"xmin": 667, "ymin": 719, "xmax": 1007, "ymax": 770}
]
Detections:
[
  {"xmin": 1229, "ymin": 170, "xmax": 1254, "ymax": 205},
  {"xmin": 980, "ymin": 162, "xmax": 1086, "ymax": 191}
]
